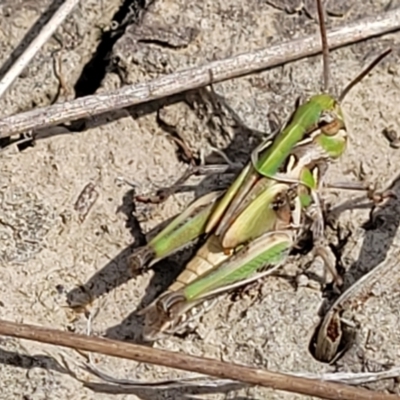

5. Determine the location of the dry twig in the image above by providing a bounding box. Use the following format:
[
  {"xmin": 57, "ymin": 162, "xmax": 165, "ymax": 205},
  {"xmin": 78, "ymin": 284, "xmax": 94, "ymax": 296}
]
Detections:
[
  {"xmin": 0, "ymin": 9, "xmax": 400, "ymax": 138},
  {"xmin": 0, "ymin": 0, "xmax": 80, "ymax": 100},
  {"xmin": 0, "ymin": 319, "xmax": 398, "ymax": 400}
]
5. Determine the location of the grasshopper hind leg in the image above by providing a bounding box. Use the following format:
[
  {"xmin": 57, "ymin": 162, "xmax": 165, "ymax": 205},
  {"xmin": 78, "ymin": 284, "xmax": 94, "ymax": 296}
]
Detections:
[
  {"xmin": 139, "ymin": 292, "xmax": 217, "ymax": 342},
  {"xmin": 137, "ymin": 292, "xmax": 186, "ymax": 342},
  {"xmin": 128, "ymin": 246, "xmax": 156, "ymax": 272}
]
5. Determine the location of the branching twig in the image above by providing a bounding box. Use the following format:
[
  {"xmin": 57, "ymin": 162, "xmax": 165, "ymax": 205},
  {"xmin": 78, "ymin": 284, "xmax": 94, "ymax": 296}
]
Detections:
[
  {"xmin": 0, "ymin": 0, "xmax": 81, "ymax": 100},
  {"xmin": 0, "ymin": 9, "xmax": 400, "ymax": 138},
  {"xmin": 0, "ymin": 319, "xmax": 398, "ymax": 400}
]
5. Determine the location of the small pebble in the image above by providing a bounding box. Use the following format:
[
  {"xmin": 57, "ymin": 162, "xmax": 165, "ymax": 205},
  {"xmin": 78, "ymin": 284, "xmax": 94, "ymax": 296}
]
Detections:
[{"xmin": 296, "ymin": 274, "xmax": 309, "ymax": 287}]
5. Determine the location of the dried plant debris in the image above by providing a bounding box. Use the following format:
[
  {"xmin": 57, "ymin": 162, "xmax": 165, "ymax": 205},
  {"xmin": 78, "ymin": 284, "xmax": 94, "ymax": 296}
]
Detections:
[
  {"xmin": 265, "ymin": 0, "xmax": 351, "ymax": 18},
  {"xmin": 74, "ymin": 183, "xmax": 99, "ymax": 223}
]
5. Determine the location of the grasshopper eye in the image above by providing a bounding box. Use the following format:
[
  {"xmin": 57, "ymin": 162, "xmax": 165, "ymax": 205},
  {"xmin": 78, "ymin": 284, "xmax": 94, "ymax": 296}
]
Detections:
[{"xmin": 318, "ymin": 110, "xmax": 342, "ymax": 136}]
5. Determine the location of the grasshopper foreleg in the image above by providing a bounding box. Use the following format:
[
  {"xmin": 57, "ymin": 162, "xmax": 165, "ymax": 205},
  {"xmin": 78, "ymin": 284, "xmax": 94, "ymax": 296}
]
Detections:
[
  {"xmin": 306, "ymin": 190, "xmax": 343, "ymax": 287},
  {"xmin": 311, "ymin": 243, "xmax": 343, "ymax": 288}
]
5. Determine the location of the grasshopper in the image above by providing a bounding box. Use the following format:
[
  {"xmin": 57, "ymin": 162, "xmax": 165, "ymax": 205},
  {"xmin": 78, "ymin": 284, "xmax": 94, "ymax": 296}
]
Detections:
[
  {"xmin": 132, "ymin": 0, "xmax": 391, "ymax": 341},
  {"xmin": 138, "ymin": 181, "xmax": 304, "ymax": 341}
]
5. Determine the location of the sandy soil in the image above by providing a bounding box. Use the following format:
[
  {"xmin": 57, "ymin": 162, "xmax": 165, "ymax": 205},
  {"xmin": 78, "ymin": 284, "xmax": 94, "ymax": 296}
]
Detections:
[{"xmin": 1, "ymin": 0, "xmax": 400, "ymax": 399}]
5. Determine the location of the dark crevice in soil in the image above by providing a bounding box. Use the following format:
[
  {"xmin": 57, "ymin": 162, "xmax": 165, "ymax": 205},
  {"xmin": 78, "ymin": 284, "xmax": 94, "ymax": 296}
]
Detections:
[{"xmin": 74, "ymin": 0, "xmax": 147, "ymax": 98}]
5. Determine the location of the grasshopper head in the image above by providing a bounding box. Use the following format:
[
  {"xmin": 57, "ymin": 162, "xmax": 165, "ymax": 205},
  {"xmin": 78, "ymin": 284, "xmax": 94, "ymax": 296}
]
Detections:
[
  {"xmin": 311, "ymin": 93, "xmax": 345, "ymax": 128},
  {"xmin": 308, "ymin": 93, "xmax": 347, "ymax": 160},
  {"xmin": 313, "ymin": 48, "xmax": 392, "ymax": 159}
]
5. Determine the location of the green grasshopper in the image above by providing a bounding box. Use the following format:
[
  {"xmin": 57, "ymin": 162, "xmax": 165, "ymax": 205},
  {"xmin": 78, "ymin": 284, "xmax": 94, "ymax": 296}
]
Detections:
[
  {"xmin": 132, "ymin": 0, "xmax": 391, "ymax": 341},
  {"xmin": 138, "ymin": 181, "xmax": 303, "ymax": 341}
]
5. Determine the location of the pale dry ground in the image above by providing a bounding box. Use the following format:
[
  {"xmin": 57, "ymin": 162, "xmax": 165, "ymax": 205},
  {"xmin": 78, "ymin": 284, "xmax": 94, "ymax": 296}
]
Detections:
[{"xmin": 1, "ymin": 0, "xmax": 400, "ymax": 399}]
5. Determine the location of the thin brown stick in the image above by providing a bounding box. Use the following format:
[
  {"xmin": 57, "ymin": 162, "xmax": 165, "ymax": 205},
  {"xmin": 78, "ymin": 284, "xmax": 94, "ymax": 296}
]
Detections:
[
  {"xmin": 316, "ymin": 0, "xmax": 330, "ymax": 92},
  {"xmin": 0, "ymin": 0, "xmax": 80, "ymax": 100},
  {"xmin": 0, "ymin": 319, "xmax": 398, "ymax": 400},
  {"xmin": 1, "ymin": 9, "xmax": 400, "ymax": 138}
]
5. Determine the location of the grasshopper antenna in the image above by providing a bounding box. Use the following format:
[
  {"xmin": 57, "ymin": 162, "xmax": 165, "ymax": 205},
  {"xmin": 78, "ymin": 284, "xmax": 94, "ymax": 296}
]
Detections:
[
  {"xmin": 339, "ymin": 48, "xmax": 392, "ymax": 102},
  {"xmin": 316, "ymin": 0, "xmax": 330, "ymax": 92}
]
